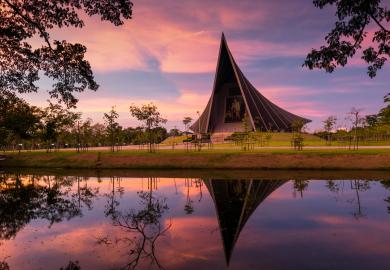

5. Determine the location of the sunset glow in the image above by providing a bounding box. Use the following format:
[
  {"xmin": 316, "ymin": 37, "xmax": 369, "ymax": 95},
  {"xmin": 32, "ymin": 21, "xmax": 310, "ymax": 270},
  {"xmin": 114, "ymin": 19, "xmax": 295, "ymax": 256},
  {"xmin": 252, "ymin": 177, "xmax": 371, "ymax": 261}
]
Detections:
[{"xmin": 21, "ymin": 0, "xmax": 390, "ymax": 130}]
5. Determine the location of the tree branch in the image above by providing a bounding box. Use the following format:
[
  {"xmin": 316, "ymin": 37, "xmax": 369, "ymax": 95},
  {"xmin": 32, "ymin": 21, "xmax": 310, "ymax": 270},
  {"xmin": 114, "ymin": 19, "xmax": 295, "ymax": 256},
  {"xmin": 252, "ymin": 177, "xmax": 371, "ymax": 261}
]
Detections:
[
  {"xmin": 352, "ymin": 14, "xmax": 369, "ymax": 49},
  {"xmin": 3, "ymin": 0, "xmax": 53, "ymax": 49},
  {"xmin": 370, "ymin": 14, "xmax": 390, "ymax": 33}
]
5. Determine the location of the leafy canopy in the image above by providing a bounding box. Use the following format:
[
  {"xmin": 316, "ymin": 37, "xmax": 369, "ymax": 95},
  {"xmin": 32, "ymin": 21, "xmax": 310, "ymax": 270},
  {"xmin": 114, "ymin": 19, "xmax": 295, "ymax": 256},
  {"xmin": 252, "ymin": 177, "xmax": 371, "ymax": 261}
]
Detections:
[
  {"xmin": 0, "ymin": 0, "xmax": 133, "ymax": 107},
  {"xmin": 0, "ymin": 90, "xmax": 41, "ymax": 140},
  {"xmin": 129, "ymin": 103, "xmax": 167, "ymax": 129},
  {"xmin": 323, "ymin": 115, "xmax": 337, "ymax": 132},
  {"xmin": 304, "ymin": 0, "xmax": 390, "ymax": 78},
  {"xmin": 40, "ymin": 102, "xmax": 81, "ymax": 142}
]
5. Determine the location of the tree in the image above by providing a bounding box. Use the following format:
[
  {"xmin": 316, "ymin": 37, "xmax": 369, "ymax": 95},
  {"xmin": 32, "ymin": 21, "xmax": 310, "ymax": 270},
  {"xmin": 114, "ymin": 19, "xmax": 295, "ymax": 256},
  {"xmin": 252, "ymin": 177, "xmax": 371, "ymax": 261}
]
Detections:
[
  {"xmin": 0, "ymin": 0, "xmax": 133, "ymax": 107},
  {"xmin": 153, "ymin": 127, "xmax": 168, "ymax": 143},
  {"xmin": 240, "ymin": 113, "xmax": 255, "ymax": 151},
  {"xmin": 122, "ymin": 126, "xmax": 145, "ymax": 145},
  {"xmin": 184, "ymin": 179, "xmax": 194, "ymax": 214},
  {"xmin": 103, "ymin": 106, "xmax": 120, "ymax": 152},
  {"xmin": 365, "ymin": 114, "xmax": 379, "ymax": 127},
  {"xmin": 129, "ymin": 103, "xmax": 167, "ymax": 153},
  {"xmin": 291, "ymin": 119, "xmax": 307, "ymax": 133},
  {"xmin": 40, "ymin": 103, "xmax": 80, "ymax": 152},
  {"xmin": 0, "ymin": 128, "xmax": 12, "ymax": 151},
  {"xmin": 323, "ymin": 116, "xmax": 337, "ymax": 145},
  {"xmin": 76, "ymin": 118, "xmax": 94, "ymax": 151},
  {"xmin": 291, "ymin": 119, "xmax": 307, "ymax": 150},
  {"xmin": 0, "ymin": 91, "xmax": 41, "ymax": 151},
  {"xmin": 169, "ymin": 128, "xmax": 181, "ymax": 137},
  {"xmin": 182, "ymin": 117, "xmax": 193, "ymax": 132},
  {"xmin": 293, "ymin": 180, "xmax": 309, "ymax": 198},
  {"xmin": 346, "ymin": 107, "xmax": 365, "ymax": 150},
  {"xmin": 378, "ymin": 97, "xmax": 390, "ymax": 124},
  {"xmin": 304, "ymin": 0, "xmax": 390, "ymax": 83}
]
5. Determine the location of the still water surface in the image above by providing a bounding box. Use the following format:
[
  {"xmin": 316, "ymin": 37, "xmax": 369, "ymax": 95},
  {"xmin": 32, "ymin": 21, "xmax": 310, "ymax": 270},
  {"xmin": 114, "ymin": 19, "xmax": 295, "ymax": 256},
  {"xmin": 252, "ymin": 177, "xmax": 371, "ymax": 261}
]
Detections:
[{"xmin": 1, "ymin": 172, "xmax": 390, "ymax": 270}]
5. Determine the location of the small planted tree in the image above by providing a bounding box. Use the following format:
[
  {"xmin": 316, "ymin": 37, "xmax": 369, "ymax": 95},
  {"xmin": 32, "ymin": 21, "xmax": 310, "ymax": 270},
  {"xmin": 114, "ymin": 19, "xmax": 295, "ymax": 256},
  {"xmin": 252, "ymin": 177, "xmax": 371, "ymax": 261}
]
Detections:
[
  {"xmin": 323, "ymin": 116, "xmax": 337, "ymax": 145},
  {"xmin": 265, "ymin": 131, "xmax": 273, "ymax": 146},
  {"xmin": 241, "ymin": 113, "xmax": 255, "ymax": 151},
  {"xmin": 129, "ymin": 103, "xmax": 167, "ymax": 153},
  {"xmin": 104, "ymin": 106, "xmax": 120, "ymax": 152},
  {"xmin": 291, "ymin": 119, "xmax": 307, "ymax": 150},
  {"xmin": 183, "ymin": 117, "xmax": 193, "ymax": 132},
  {"xmin": 80, "ymin": 119, "xmax": 93, "ymax": 151},
  {"xmin": 346, "ymin": 107, "xmax": 365, "ymax": 150},
  {"xmin": 182, "ymin": 117, "xmax": 193, "ymax": 152}
]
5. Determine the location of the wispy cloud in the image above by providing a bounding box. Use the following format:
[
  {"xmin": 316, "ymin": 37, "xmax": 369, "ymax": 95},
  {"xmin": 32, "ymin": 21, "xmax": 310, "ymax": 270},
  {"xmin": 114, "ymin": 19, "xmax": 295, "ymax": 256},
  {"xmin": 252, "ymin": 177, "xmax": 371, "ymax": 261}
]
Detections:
[{"xmin": 25, "ymin": 0, "xmax": 390, "ymax": 131}]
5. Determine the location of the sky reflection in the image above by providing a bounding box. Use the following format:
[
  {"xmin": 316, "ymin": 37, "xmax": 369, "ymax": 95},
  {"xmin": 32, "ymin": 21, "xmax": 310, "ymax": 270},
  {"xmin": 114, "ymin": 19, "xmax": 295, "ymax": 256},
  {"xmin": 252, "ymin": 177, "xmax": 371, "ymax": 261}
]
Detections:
[{"xmin": 1, "ymin": 175, "xmax": 390, "ymax": 270}]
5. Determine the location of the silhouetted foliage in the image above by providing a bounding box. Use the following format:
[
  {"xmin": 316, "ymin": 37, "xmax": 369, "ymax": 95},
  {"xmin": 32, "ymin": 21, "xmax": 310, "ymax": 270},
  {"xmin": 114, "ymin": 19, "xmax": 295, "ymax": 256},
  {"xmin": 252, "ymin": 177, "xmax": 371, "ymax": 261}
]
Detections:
[
  {"xmin": 104, "ymin": 107, "xmax": 121, "ymax": 152},
  {"xmin": 40, "ymin": 103, "xmax": 81, "ymax": 151},
  {"xmin": 72, "ymin": 176, "xmax": 99, "ymax": 210},
  {"xmin": 304, "ymin": 0, "xmax": 390, "ymax": 80},
  {"xmin": 0, "ymin": 91, "xmax": 41, "ymax": 147},
  {"xmin": 323, "ymin": 116, "xmax": 337, "ymax": 145},
  {"xmin": 380, "ymin": 180, "xmax": 390, "ymax": 213},
  {"xmin": 378, "ymin": 98, "xmax": 390, "ymax": 124},
  {"xmin": 60, "ymin": 261, "xmax": 81, "ymax": 270},
  {"xmin": 291, "ymin": 119, "xmax": 307, "ymax": 150},
  {"xmin": 293, "ymin": 180, "xmax": 309, "ymax": 197},
  {"xmin": 325, "ymin": 180, "xmax": 341, "ymax": 193},
  {"xmin": 182, "ymin": 117, "xmax": 192, "ymax": 132},
  {"xmin": 0, "ymin": 260, "xmax": 10, "ymax": 270},
  {"xmin": 0, "ymin": 174, "xmax": 81, "ymax": 240},
  {"xmin": 99, "ymin": 190, "xmax": 170, "ymax": 270},
  {"xmin": 0, "ymin": 0, "xmax": 133, "ymax": 107},
  {"xmin": 365, "ymin": 114, "xmax": 379, "ymax": 127}
]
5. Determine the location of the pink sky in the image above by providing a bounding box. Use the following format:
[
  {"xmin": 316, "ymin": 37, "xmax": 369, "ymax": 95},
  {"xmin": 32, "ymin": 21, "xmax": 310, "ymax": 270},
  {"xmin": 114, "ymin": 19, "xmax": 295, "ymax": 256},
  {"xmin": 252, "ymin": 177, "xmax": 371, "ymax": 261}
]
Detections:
[{"xmin": 24, "ymin": 0, "xmax": 390, "ymax": 131}]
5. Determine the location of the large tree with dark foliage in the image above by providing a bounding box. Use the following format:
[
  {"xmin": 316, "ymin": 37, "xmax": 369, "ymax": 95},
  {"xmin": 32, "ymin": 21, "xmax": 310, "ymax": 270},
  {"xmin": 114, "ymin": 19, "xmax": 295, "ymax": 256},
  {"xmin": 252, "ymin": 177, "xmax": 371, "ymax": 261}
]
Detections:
[
  {"xmin": 0, "ymin": 90, "xmax": 41, "ymax": 145},
  {"xmin": 0, "ymin": 0, "xmax": 133, "ymax": 108},
  {"xmin": 304, "ymin": 0, "xmax": 390, "ymax": 79},
  {"xmin": 40, "ymin": 102, "xmax": 80, "ymax": 151}
]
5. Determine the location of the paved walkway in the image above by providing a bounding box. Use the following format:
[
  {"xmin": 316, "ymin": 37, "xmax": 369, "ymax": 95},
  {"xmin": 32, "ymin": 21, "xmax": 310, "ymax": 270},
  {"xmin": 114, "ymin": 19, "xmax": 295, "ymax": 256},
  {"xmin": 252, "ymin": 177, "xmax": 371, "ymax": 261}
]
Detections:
[{"xmin": 4, "ymin": 144, "xmax": 390, "ymax": 153}]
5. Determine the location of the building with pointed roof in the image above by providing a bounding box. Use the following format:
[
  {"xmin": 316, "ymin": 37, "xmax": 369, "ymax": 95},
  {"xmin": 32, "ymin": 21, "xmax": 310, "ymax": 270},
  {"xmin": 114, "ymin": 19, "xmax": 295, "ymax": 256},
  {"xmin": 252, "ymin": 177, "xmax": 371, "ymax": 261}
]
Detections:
[
  {"xmin": 203, "ymin": 179, "xmax": 286, "ymax": 265},
  {"xmin": 190, "ymin": 33, "xmax": 310, "ymax": 137}
]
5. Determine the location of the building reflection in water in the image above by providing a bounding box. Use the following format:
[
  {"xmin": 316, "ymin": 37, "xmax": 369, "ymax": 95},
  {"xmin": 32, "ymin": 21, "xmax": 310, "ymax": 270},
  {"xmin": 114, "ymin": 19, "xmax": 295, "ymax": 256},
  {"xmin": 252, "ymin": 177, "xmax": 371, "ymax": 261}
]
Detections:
[{"xmin": 204, "ymin": 179, "xmax": 286, "ymax": 265}]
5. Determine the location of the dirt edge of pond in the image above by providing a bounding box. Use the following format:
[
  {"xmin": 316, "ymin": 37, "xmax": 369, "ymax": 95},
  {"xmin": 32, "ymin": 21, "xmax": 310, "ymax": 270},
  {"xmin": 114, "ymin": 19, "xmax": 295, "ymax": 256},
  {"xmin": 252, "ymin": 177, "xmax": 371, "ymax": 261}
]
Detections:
[{"xmin": 1, "ymin": 152, "xmax": 390, "ymax": 170}]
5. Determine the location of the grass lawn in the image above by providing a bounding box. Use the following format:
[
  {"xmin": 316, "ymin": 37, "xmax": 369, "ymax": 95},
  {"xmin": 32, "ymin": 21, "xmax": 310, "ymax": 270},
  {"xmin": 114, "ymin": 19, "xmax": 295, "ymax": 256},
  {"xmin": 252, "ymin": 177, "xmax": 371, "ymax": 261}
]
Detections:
[
  {"xmin": 160, "ymin": 135, "xmax": 188, "ymax": 146},
  {"xmin": 2, "ymin": 147, "xmax": 390, "ymax": 170}
]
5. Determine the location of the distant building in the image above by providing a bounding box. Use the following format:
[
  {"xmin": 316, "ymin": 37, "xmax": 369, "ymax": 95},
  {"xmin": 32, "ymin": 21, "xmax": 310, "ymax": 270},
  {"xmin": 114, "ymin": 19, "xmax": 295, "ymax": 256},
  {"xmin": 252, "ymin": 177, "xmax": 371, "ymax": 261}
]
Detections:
[{"xmin": 190, "ymin": 33, "xmax": 310, "ymax": 137}]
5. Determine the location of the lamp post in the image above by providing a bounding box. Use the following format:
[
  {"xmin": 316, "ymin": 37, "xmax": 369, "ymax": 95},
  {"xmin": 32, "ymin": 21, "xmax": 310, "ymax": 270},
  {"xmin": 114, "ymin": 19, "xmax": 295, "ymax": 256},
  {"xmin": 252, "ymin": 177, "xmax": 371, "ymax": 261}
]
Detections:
[
  {"xmin": 197, "ymin": 111, "xmax": 200, "ymax": 137},
  {"xmin": 172, "ymin": 125, "xmax": 176, "ymax": 150},
  {"xmin": 77, "ymin": 120, "xmax": 80, "ymax": 153}
]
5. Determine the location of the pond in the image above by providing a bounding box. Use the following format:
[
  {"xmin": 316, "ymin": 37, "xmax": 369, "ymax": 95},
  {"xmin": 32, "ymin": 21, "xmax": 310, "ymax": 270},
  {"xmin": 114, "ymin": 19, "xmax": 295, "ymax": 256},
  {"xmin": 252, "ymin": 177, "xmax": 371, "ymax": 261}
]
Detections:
[{"xmin": 1, "ymin": 170, "xmax": 390, "ymax": 270}]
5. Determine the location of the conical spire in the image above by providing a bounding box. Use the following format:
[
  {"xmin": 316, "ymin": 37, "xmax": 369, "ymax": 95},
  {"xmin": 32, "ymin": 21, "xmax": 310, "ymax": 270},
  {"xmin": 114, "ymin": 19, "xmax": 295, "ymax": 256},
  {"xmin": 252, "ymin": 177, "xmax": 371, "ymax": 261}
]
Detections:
[{"xmin": 191, "ymin": 33, "xmax": 310, "ymax": 133}]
